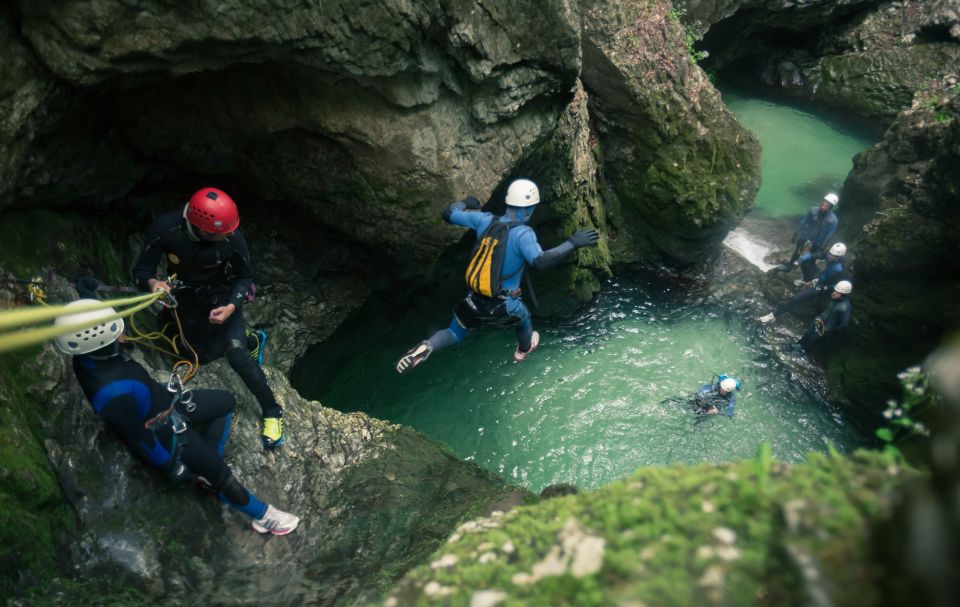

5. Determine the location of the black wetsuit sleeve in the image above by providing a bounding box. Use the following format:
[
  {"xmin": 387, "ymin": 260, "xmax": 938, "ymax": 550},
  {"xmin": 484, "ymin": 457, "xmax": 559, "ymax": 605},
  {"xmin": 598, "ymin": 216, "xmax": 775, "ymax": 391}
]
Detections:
[
  {"xmin": 99, "ymin": 394, "xmax": 172, "ymax": 467},
  {"xmin": 132, "ymin": 217, "xmax": 167, "ymax": 291},
  {"xmin": 227, "ymin": 231, "xmax": 254, "ymax": 307},
  {"xmin": 531, "ymin": 240, "xmax": 576, "ymax": 271}
]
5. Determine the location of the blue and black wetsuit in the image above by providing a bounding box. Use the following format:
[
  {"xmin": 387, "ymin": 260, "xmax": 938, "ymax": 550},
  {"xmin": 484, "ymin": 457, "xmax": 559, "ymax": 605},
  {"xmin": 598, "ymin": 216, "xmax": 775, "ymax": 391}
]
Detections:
[
  {"xmin": 428, "ymin": 201, "xmax": 576, "ymax": 352},
  {"xmin": 801, "ymin": 296, "xmax": 852, "ymax": 347},
  {"xmin": 691, "ymin": 383, "xmax": 736, "ymax": 417},
  {"xmin": 132, "ymin": 211, "xmax": 280, "ymax": 418},
  {"xmin": 798, "ymin": 250, "xmax": 845, "ymax": 285},
  {"xmin": 774, "ymin": 254, "xmax": 846, "ymax": 317},
  {"xmin": 789, "ymin": 207, "xmax": 838, "ymax": 263},
  {"xmin": 71, "ymin": 346, "xmax": 267, "ymax": 519}
]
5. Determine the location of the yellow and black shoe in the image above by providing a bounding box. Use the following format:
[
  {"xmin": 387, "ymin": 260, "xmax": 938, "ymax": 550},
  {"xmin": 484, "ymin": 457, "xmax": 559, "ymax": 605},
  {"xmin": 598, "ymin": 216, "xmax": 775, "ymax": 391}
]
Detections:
[{"xmin": 262, "ymin": 416, "xmax": 283, "ymax": 450}]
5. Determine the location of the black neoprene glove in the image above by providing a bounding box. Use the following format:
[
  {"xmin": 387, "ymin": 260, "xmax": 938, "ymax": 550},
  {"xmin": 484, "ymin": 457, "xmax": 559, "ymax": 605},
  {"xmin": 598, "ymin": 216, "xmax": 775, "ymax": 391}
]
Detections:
[
  {"xmin": 569, "ymin": 229, "xmax": 600, "ymax": 248},
  {"xmin": 463, "ymin": 196, "xmax": 481, "ymax": 210}
]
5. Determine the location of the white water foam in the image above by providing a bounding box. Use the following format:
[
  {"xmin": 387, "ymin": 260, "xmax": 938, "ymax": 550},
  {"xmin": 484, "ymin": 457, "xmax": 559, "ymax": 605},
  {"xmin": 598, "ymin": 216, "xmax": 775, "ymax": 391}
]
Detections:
[{"xmin": 723, "ymin": 227, "xmax": 776, "ymax": 272}]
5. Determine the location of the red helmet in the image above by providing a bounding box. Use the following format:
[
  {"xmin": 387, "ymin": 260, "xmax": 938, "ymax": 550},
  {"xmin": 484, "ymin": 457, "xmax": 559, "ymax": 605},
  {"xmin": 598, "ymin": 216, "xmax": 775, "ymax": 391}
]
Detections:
[{"xmin": 186, "ymin": 188, "xmax": 239, "ymax": 233}]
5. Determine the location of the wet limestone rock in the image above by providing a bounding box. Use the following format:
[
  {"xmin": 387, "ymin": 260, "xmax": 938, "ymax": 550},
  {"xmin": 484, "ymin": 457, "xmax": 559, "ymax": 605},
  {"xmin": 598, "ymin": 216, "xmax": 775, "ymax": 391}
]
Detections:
[
  {"xmin": 689, "ymin": 0, "xmax": 960, "ymax": 123},
  {"xmin": 581, "ymin": 0, "xmax": 761, "ymax": 269},
  {"xmin": 9, "ymin": 344, "xmax": 527, "ymax": 605},
  {"xmin": 828, "ymin": 77, "xmax": 960, "ymax": 416},
  {"xmin": 12, "ymin": 0, "xmax": 583, "ymax": 274},
  {"xmin": 386, "ymin": 452, "xmax": 916, "ymax": 606}
]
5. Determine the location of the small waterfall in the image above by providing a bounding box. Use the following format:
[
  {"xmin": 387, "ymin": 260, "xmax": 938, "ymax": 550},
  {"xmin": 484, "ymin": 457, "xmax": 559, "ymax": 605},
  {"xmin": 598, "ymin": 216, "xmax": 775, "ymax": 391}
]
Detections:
[{"xmin": 723, "ymin": 227, "xmax": 776, "ymax": 272}]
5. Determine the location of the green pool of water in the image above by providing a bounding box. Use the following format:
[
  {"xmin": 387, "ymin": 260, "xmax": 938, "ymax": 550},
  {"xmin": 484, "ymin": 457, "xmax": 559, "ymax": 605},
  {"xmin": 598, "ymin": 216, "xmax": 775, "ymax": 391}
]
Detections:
[
  {"xmin": 721, "ymin": 87, "xmax": 879, "ymax": 217},
  {"xmin": 293, "ymin": 275, "xmax": 863, "ymax": 492}
]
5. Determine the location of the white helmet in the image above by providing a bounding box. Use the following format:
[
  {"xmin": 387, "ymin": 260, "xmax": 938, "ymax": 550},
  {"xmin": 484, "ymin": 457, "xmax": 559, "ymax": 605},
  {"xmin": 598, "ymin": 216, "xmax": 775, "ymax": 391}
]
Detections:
[
  {"xmin": 829, "ymin": 242, "xmax": 847, "ymax": 257},
  {"xmin": 505, "ymin": 179, "xmax": 540, "ymax": 207},
  {"xmin": 53, "ymin": 299, "xmax": 124, "ymax": 355},
  {"xmin": 719, "ymin": 377, "xmax": 738, "ymax": 392},
  {"xmin": 834, "ymin": 280, "xmax": 853, "ymax": 295},
  {"xmin": 823, "ymin": 193, "xmax": 839, "ymax": 207}
]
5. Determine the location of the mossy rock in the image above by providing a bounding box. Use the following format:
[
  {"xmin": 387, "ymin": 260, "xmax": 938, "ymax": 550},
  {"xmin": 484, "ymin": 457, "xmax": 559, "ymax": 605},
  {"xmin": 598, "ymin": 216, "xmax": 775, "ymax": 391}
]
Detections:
[{"xmin": 387, "ymin": 451, "xmax": 916, "ymax": 606}]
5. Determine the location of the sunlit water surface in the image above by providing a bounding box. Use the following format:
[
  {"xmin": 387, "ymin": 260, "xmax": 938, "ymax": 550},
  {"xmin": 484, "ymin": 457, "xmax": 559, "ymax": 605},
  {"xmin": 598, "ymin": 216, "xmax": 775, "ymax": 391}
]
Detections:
[
  {"xmin": 294, "ymin": 276, "xmax": 863, "ymax": 492},
  {"xmin": 293, "ymin": 88, "xmax": 879, "ymax": 492},
  {"xmin": 720, "ymin": 87, "xmax": 878, "ymax": 217}
]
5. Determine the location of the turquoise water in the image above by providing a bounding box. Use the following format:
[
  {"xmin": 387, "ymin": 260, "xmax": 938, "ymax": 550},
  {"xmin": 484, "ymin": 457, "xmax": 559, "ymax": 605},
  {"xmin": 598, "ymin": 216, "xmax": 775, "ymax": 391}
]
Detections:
[
  {"xmin": 293, "ymin": 89, "xmax": 877, "ymax": 492},
  {"xmin": 721, "ymin": 87, "xmax": 878, "ymax": 217},
  {"xmin": 294, "ymin": 275, "xmax": 863, "ymax": 492}
]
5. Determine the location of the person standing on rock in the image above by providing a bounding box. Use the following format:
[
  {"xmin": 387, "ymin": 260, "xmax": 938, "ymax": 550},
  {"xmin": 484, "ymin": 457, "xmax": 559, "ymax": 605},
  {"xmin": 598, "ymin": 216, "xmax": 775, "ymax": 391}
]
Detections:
[
  {"xmin": 132, "ymin": 188, "xmax": 284, "ymax": 450},
  {"xmin": 760, "ymin": 242, "xmax": 848, "ymax": 324},
  {"xmin": 778, "ymin": 193, "xmax": 839, "ymax": 268},
  {"xmin": 395, "ymin": 179, "xmax": 600, "ymax": 373},
  {"xmin": 54, "ymin": 300, "xmax": 300, "ymax": 535},
  {"xmin": 800, "ymin": 280, "xmax": 853, "ymax": 350}
]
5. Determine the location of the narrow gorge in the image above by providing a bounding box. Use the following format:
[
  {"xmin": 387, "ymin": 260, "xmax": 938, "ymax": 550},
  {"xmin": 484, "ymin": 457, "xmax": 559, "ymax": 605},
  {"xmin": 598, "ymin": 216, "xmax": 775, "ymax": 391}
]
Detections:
[{"xmin": 1, "ymin": 1, "xmax": 958, "ymax": 605}]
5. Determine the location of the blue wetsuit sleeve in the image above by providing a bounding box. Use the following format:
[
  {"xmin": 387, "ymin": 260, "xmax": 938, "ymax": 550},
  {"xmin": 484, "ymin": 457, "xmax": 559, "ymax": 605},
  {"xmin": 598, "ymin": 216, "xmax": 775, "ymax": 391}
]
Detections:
[
  {"xmin": 798, "ymin": 209, "xmax": 814, "ymax": 230},
  {"xmin": 798, "ymin": 252, "xmax": 812, "ymax": 263},
  {"xmin": 441, "ymin": 201, "xmax": 466, "ymax": 223},
  {"xmin": 725, "ymin": 393, "xmax": 736, "ymax": 417},
  {"xmin": 820, "ymin": 263, "xmax": 843, "ymax": 287},
  {"xmin": 517, "ymin": 228, "xmax": 544, "ymax": 266},
  {"xmin": 449, "ymin": 208, "xmax": 490, "ymax": 232},
  {"xmin": 99, "ymin": 395, "xmax": 172, "ymax": 467},
  {"xmin": 132, "ymin": 217, "xmax": 166, "ymax": 291},
  {"xmin": 227, "ymin": 231, "xmax": 254, "ymax": 308}
]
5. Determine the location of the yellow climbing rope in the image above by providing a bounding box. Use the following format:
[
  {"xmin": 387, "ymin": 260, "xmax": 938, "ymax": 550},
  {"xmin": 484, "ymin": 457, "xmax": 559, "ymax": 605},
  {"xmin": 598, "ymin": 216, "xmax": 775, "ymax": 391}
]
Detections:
[{"xmin": 0, "ymin": 291, "xmax": 164, "ymax": 354}]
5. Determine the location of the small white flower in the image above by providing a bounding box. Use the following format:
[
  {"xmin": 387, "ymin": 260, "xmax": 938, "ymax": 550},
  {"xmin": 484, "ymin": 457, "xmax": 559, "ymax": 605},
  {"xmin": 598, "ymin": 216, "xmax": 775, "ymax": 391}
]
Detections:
[{"xmin": 883, "ymin": 410, "xmax": 893, "ymax": 419}]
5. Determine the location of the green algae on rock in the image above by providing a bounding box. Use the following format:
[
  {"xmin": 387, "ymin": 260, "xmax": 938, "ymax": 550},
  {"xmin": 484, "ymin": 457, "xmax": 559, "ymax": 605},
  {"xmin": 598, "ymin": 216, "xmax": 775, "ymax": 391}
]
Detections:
[
  {"xmin": 387, "ymin": 451, "xmax": 917, "ymax": 606},
  {"xmin": 830, "ymin": 77, "xmax": 960, "ymax": 418},
  {"xmin": 581, "ymin": 0, "xmax": 761, "ymax": 269}
]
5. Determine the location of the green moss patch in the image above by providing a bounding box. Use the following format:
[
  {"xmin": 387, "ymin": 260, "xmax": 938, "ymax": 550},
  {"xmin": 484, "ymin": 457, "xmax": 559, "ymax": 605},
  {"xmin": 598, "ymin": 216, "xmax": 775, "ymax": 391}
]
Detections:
[{"xmin": 389, "ymin": 451, "xmax": 915, "ymax": 606}]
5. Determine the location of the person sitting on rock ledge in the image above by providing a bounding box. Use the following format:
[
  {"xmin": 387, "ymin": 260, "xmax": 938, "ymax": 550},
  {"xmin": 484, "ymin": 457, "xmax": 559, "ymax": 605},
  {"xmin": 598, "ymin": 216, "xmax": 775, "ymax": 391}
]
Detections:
[
  {"xmin": 759, "ymin": 242, "xmax": 848, "ymax": 324},
  {"xmin": 132, "ymin": 187, "xmax": 284, "ymax": 450},
  {"xmin": 690, "ymin": 376, "xmax": 740, "ymax": 417},
  {"xmin": 54, "ymin": 300, "xmax": 300, "ymax": 536},
  {"xmin": 777, "ymin": 192, "xmax": 839, "ymax": 268},
  {"xmin": 800, "ymin": 280, "xmax": 853, "ymax": 350},
  {"xmin": 395, "ymin": 179, "xmax": 600, "ymax": 373}
]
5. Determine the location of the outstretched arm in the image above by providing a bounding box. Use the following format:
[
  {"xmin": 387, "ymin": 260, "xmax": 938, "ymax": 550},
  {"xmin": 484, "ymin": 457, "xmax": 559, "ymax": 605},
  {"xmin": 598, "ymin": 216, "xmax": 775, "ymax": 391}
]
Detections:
[
  {"xmin": 531, "ymin": 230, "xmax": 599, "ymax": 271},
  {"xmin": 441, "ymin": 196, "xmax": 486, "ymax": 231}
]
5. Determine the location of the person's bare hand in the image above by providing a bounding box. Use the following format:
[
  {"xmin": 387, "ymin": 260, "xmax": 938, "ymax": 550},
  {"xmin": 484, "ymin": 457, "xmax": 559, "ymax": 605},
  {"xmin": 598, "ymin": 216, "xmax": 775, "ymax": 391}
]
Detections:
[
  {"xmin": 209, "ymin": 304, "xmax": 236, "ymax": 324},
  {"xmin": 148, "ymin": 278, "xmax": 171, "ymax": 293}
]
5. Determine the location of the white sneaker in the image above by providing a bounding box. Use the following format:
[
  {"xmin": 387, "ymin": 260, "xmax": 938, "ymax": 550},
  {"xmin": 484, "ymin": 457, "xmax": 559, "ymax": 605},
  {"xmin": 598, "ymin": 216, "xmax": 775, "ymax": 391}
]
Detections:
[
  {"xmin": 759, "ymin": 313, "xmax": 776, "ymax": 324},
  {"xmin": 396, "ymin": 341, "xmax": 433, "ymax": 374},
  {"xmin": 514, "ymin": 331, "xmax": 540, "ymax": 362},
  {"xmin": 252, "ymin": 504, "xmax": 300, "ymax": 535}
]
